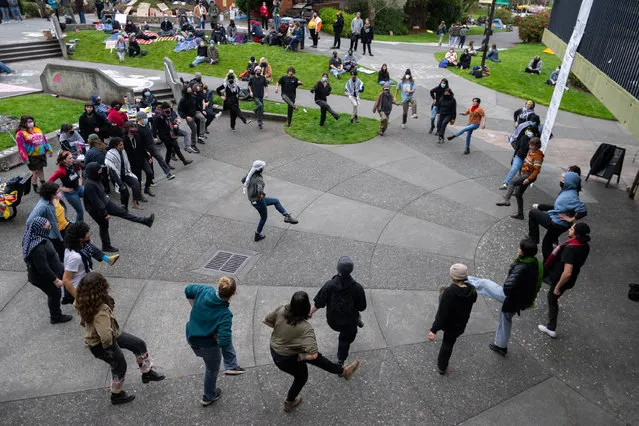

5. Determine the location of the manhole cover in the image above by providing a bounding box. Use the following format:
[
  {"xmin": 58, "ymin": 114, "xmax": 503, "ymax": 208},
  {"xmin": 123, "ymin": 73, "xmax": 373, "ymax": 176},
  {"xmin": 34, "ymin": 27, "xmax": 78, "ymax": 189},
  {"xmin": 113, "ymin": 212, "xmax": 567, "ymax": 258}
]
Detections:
[{"xmin": 204, "ymin": 251, "xmax": 250, "ymax": 274}]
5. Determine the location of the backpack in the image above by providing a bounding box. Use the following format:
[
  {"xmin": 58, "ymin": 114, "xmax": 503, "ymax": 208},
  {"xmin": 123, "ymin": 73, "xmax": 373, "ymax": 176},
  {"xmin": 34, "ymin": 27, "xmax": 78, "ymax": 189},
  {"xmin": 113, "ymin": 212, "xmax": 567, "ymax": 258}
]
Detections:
[
  {"xmin": 330, "ymin": 280, "xmax": 355, "ymax": 316},
  {"xmin": 438, "ymin": 59, "xmax": 448, "ymax": 68}
]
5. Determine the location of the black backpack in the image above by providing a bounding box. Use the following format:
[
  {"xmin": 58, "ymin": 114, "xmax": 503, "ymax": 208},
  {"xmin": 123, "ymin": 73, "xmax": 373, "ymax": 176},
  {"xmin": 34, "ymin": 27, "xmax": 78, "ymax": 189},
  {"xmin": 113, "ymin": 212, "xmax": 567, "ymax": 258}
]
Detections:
[
  {"xmin": 330, "ymin": 280, "xmax": 355, "ymax": 316},
  {"xmin": 629, "ymin": 284, "xmax": 639, "ymax": 302}
]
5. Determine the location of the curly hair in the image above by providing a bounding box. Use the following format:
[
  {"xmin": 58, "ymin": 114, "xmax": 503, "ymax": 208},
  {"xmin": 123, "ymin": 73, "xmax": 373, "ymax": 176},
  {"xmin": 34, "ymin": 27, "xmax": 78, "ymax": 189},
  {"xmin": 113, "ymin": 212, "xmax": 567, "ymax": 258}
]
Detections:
[
  {"xmin": 75, "ymin": 272, "xmax": 114, "ymax": 324},
  {"xmin": 64, "ymin": 221, "xmax": 90, "ymax": 250}
]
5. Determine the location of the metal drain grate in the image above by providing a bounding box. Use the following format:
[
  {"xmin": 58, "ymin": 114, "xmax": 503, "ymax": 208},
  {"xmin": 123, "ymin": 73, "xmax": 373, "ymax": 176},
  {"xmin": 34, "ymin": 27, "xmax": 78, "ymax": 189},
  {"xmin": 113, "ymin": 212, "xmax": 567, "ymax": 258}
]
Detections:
[{"xmin": 204, "ymin": 251, "xmax": 250, "ymax": 274}]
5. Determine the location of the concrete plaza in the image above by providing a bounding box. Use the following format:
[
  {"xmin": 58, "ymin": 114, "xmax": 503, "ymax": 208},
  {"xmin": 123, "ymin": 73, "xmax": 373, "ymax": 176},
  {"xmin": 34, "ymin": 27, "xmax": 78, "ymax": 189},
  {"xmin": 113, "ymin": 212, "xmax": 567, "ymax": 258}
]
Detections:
[{"xmin": 0, "ymin": 20, "xmax": 638, "ymax": 425}]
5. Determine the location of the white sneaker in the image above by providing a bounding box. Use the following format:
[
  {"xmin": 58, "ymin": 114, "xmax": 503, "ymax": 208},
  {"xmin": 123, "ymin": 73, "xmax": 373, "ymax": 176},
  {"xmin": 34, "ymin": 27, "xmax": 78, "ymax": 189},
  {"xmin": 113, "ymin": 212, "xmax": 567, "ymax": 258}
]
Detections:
[
  {"xmin": 538, "ymin": 324, "xmax": 556, "ymax": 338},
  {"xmin": 401, "ymin": 124, "xmax": 406, "ymax": 129},
  {"xmin": 532, "ymin": 203, "xmax": 539, "ymax": 209},
  {"xmin": 215, "ymin": 111, "xmax": 223, "ymax": 120},
  {"xmin": 411, "ymin": 114, "xmax": 418, "ymax": 119}
]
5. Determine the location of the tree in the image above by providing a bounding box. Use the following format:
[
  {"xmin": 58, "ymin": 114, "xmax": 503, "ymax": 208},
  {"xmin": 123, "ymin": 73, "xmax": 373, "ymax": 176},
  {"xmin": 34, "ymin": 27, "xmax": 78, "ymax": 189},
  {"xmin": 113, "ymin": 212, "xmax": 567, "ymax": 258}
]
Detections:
[{"xmin": 235, "ymin": 0, "xmax": 261, "ymax": 25}]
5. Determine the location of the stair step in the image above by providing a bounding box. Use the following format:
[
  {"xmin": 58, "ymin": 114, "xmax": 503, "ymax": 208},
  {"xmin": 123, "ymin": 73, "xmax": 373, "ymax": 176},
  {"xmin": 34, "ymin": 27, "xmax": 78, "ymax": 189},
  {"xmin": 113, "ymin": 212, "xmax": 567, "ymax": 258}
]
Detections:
[
  {"xmin": 2, "ymin": 52, "xmax": 63, "ymax": 63},
  {"xmin": 0, "ymin": 39, "xmax": 60, "ymax": 50},
  {"xmin": 0, "ymin": 40, "xmax": 61, "ymax": 54},
  {"xmin": 0, "ymin": 45, "xmax": 61, "ymax": 57}
]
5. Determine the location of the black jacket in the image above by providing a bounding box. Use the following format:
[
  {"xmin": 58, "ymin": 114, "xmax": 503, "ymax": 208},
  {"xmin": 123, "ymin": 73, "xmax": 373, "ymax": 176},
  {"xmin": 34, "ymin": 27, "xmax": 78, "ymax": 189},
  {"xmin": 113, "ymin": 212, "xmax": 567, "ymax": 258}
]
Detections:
[
  {"xmin": 436, "ymin": 95, "xmax": 457, "ymax": 119},
  {"xmin": 79, "ymin": 111, "xmax": 107, "ymax": 141},
  {"xmin": 178, "ymin": 91, "xmax": 198, "ymax": 118},
  {"xmin": 430, "ymin": 283, "xmax": 477, "ymax": 335},
  {"xmin": 502, "ymin": 258, "xmax": 540, "ymax": 313},
  {"xmin": 378, "ymin": 69, "xmax": 390, "ymax": 83},
  {"xmin": 514, "ymin": 133, "xmax": 532, "ymax": 160},
  {"xmin": 216, "ymin": 84, "xmax": 240, "ymax": 106},
  {"xmin": 153, "ymin": 115, "xmax": 176, "ymax": 143},
  {"xmin": 333, "ymin": 15, "xmax": 344, "ymax": 33},
  {"xmin": 360, "ymin": 26, "xmax": 374, "ymax": 43},
  {"xmin": 83, "ymin": 163, "xmax": 110, "ymax": 219},
  {"xmin": 313, "ymin": 274, "xmax": 366, "ymax": 327},
  {"xmin": 135, "ymin": 124, "xmax": 155, "ymax": 149},
  {"xmin": 429, "ymin": 85, "xmax": 453, "ymax": 102},
  {"xmin": 123, "ymin": 133, "xmax": 148, "ymax": 166},
  {"xmin": 160, "ymin": 20, "xmax": 173, "ymax": 32},
  {"xmin": 311, "ymin": 81, "xmax": 332, "ymax": 102},
  {"xmin": 27, "ymin": 240, "xmax": 63, "ymax": 287}
]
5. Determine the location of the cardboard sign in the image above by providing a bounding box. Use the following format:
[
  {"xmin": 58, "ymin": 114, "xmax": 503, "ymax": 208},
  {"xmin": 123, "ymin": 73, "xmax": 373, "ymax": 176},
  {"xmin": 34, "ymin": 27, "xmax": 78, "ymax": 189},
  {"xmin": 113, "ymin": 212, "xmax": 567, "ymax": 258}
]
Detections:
[{"xmin": 157, "ymin": 2, "xmax": 169, "ymax": 11}]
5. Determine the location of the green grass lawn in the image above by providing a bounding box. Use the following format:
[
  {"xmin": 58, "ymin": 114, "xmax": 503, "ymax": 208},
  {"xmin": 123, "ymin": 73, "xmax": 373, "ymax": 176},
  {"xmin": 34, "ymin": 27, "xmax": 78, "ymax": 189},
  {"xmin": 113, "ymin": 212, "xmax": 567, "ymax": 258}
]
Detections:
[
  {"xmin": 0, "ymin": 94, "xmax": 85, "ymax": 150},
  {"xmin": 434, "ymin": 43, "xmax": 615, "ymax": 120},
  {"xmin": 375, "ymin": 26, "xmax": 500, "ymax": 43},
  {"xmin": 70, "ymin": 30, "xmax": 383, "ymax": 102},
  {"xmin": 216, "ymin": 98, "xmax": 379, "ymax": 144}
]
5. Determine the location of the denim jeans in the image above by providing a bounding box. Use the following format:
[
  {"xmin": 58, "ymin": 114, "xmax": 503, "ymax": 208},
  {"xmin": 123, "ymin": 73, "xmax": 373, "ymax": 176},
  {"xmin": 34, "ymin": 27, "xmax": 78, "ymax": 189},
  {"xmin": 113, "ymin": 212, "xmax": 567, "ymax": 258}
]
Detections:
[
  {"xmin": 192, "ymin": 55, "xmax": 208, "ymax": 66},
  {"xmin": 0, "ymin": 7, "xmax": 9, "ymax": 21},
  {"xmin": 468, "ymin": 276, "xmax": 506, "ymax": 303},
  {"xmin": 454, "ymin": 123, "xmax": 479, "ymax": 148},
  {"xmin": 253, "ymin": 97, "xmax": 264, "ymax": 123},
  {"xmin": 9, "ymin": 6, "xmax": 21, "ymax": 20},
  {"xmin": 252, "ymin": 197, "xmax": 287, "ymax": 234},
  {"xmin": 330, "ymin": 68, "xmax": 346, "ymax": 78},
  {"xmin": 503, "ymin": 156, "xmax": 524, "ymax": 185},
  {"xmin": 64, "ymin": 186, "xmax": 84, "ymax": 222},
  {"xmin": 494, "ymin": 311, "xmax": 515, "ymax": 348},
  {"xmin": 222, "ymin": 341, "xmax": 239, "ymax": 370},
  {"xmin": 0, "ymin": 61, "xmax": 12, "ymax": 73},
  {"xmin": 190, "ymin": 343, "xmax": 222, "ymax": 399},
  {"xmin": 77, "ymin": 10, "xmax": 85, "ymax": 23}
]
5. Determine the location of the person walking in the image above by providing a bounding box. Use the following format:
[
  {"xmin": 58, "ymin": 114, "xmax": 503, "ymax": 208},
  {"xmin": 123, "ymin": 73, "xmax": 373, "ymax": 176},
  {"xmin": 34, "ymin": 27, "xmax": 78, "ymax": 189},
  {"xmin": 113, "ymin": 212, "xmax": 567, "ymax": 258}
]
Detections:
[
  {"xmin": 27, "ymin": 182, "xmax": 65, "ymax": 259},
  {"xmin": 186, "ymin": 277, "xmax": 246, "ymax": 406},
  {"xmin": 429, "ymin": 78, "xmax": 452, "ymax": 134},
  {"xmin": 436, "ymin": 21, "xmax": 447, "ymax": 47},
  {"xmin": 249, "ymin": 67, "xmax": 269, "ymax": 129},
  {"xmin": 308, "ymin": 10, "xmax": 322, "ymax": 48},
  {"xmin": 48, "ymin": 151, "xmax": 85, "ymax": 221},
  {"xmin": 23, "ymin": 217, "xmax": 72, "ymax": 324},
  {"xmin": 435, "ymin": 87, "xmax": 456, "ymax": 143},
  {"xmin": 395, "ymin": 70, "xmax": 417, "ymax": 130},
  {"xmin": 136, "ymin": 112, "xmax": 176, "ymax": 181},
  {"xmin": 500, "ymin": 126, "xmax": 538, "ymax": 190},
  {"xmin": 178, "ymin": 85, "xmax": 206, "ymax": 149},
  {"xmin": 216, "ymin": 71, "xmax": 251, "ymax": 131},
  {"xmin": 154, "ymin": 102, "xmax": 193, "ymax": 169},
  {"xmin": 372, "ymin": 83, "xmax": 394, "ymax": 136},
  {"xmin": 75, "ymin": 272, "xmax": 165, "ymax": 405},
  {"xmin": 15, "ymin": 115, "xmax": 53, "ymax": 194},
  {"xmin": 264, "ymin": 291, "xmax": 361, "ymax": 412},
  {"xmin": 83, "ymin": 162, "xmax": 155, "ymax": 253},
  {"xmin": 310, "ymin": 256, "xmax": 366, "ymax": 366},
  {"xmin": 349, "ymin": 11, "xmax": 363, "ymax": 51},
  {"xmin": 79, "ymin": 102, "xmax": 108, "ymax": 142},
  {"xmin": 360, "ymin": 18, "xmax": 374, "ymax": 56},
  {"xmin": 538, "ymin": 223, "xmax": 591, "ymax": 339},
  {"xmin": 331, "ymin": 11, "xmax": 344, "ymax": 49},
  {"xmin": 497, "ymin": 137, "xmax": 544, "ymax": 220},
  {"xmin": 276, "ymin": 67, "xmax": 303, "ymax": 127},
  {"xmin": 311, "ymin": 73, "xmax": 340, "ymax": 127},
  {"xmin": 508, "ymin": 100, "xmax": 540, "ymax": 146},
  {"xmin": 345, "ymin": 70, "xmax": 364, "ymax": 124},
  {"xmin": 122, "ymin": 123, "xmax": 155, "ymax": 198},
  {"xmin": 242, "ymin": 160, "xmax": 298, "ymax": 241},
  {"xmin": 528, "ymin": 170, "xmax": 587, "ymax": 261},
  {"xmin": 428, "ymin": 264, "xmax": 477, "ymax": 374},
  {"xmin": 104, "ymin": 137, "xmax": 145, "ymax": 211},
  {"xmin": 73, "ymin": 0, "xmax": 85, "ymax": 24},
  {"xmin": 447, "ymin": 97, "xmax": 486, "ymax": 154}
]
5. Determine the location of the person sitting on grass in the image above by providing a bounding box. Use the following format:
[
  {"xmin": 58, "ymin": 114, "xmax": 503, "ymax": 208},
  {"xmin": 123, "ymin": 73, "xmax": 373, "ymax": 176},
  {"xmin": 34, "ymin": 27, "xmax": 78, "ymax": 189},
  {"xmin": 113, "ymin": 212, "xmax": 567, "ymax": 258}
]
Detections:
[
  {"xmin": 343, "ymin": 49, "xmax": 357, "ymax": 73},
  {"xmin": 180, "ymin": 17, "xmax": 195, "ymax": 37},
  {"xmin": 190, "ymin": 39, "xmax": 210, "ymax": 67},
  {"xmin": 159, "ymin": 16, "xmax": 176, "ymax": 37},
  {"xmin": 208, "ymin": 42, "xmax": 219, "ymax": 64},
  {"xmin": 124, "ymin": 19, "xmax": 156, "ymax": 40},
  {"xmin": 547, "ymin": 65, "xmax": 560, "ymax": 86},
  {"xmin": 486, "ymin": 44, "xmax": 501, "ymax": 62},
  {"xmin": 226, "ymin": 19, "xmax": 238, "ymax": 43},
  {"xmin": 212, "ymin": 23, "xmax": 226, "ymax": 45},
  {"xmin": 525, "ymin": 55, "xmax": 543, "ymax": 74},
  {"xmin": 377, "ymin": 63, "xmax": 394, "ymax": 86},
  {"xmin": 128, "ymin": 35, "xmax": 147, "ymax": 57},
  {"xmin": 329, "ymin": 51, "xmax": 346, "ymax": 79},
  {"xmin": 467, "ymin": 40, "xmax": 477, "ymax": 56},
  {"xmin": 260, "ymin": 57, "xmax": 272, "ymax": 82},
  {"xmin": 115, "ymin": 36, "xmax": 127, "ymax": 63},
  {"xmin": 457, "ymin": 48, "xmax": 471, "ymax": 70},
  {"xmin": 242, "ymin": 56, "xmax": 258, "ymax": 81},
  {"xmin": 445, "ymin": 47, "xmax": 457, "ymax": 67},
  {"xmin": 285, "ymin": 21, "xmax": 303, "ymax": 51}
]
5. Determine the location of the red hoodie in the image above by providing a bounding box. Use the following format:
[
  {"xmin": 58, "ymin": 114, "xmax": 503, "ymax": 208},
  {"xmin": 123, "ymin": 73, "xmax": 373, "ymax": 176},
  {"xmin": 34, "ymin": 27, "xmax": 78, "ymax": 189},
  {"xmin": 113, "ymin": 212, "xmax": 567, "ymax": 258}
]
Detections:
[{"xmin": 107, "ymin": 108, "xmax": 127, "ymax": 129}]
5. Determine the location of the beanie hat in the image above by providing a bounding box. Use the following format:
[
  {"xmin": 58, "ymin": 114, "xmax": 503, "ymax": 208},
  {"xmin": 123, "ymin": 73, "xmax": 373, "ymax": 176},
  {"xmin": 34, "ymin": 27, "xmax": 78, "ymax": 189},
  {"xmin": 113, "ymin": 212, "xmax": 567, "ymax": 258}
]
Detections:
[
  {"xmin": 194, "ymin": 72, "xmax": 202, "ymax": 79},
  {"xmin": 449, "ymin": 263, "xmax": 468, "ymax": 281},
  {"xmin": 136, "ymin": 111, "xmax": 148, "ymax": 120},
  {"xmin": 337, "ymin": 256, "xmax": 354, "ymax": 276},
  {"xmin": 87, "ymin": 133, "xmax": 100, "ymax": 142}
]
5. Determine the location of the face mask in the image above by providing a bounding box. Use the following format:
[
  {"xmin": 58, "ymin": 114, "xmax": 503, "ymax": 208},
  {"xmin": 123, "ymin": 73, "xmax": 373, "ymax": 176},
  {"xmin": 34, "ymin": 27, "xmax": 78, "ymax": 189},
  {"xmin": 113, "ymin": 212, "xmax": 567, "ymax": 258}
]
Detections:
[
  {"xmin": 333, "ymin": 53, "xmax": 337, "ymax": 58},
  {"xmin": 54, "ymin": 192, "xmax": 63, "ymax": 200},
  {"xmin": 145, "ymin": 92, "xmax": 151, "ymax": 97},
  {"xmin": 228, "ymin": 79, "xmax": 235, "ymax": 84},
  {"xmin": 68, "ymin": 130, "xmax": 74, "ymax": 135},
  {"xmin": 142, "ymin": 119, "xmax": 148, "ymax": 125},
  {"xmin": 322, "ymin": 77, "xmax": 327, "ymax": 82},
  {"xmin": 559, "ymin": 181, "xmax": 565, "ymax": 189},
  {"xmin": 261, "ymin": 62, "xmax": 266, "ymax": 66},
  {"xmin": 163, "ymin": 110, "xmax": 172, "ymax": 116},
  {"xmin": 26, "ymin": 122, "xmax": 34, "ymax": 129},
  {"xmin": 130, "ymin": 129, "xmax": 137, "ymax": 135},
  {"xmin": 440, "ymin": 83, "xmax": 446, "ymax": 88},
  {"xmin": 526, "ymin": 131, "xmax": 533, "ymax": 138}
]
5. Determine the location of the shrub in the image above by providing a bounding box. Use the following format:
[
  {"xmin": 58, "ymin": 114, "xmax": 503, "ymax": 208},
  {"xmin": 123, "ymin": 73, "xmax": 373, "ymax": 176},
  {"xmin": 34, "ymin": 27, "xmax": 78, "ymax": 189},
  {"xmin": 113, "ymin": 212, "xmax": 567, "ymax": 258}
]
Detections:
[
  {"xmin": 493, "ymin": 7, "xmax": 514, "ymax": 25},
  {"xmin": 371, "ymin": 1, "xmax": 407, "ymax": 35},
  {"xmin": 19, "ymin": 0, "xmax": 42, "ymax": 18},
  {"xmin": 344, "ymin": 0, "xmax": 370, "ymax": 20},
  {"xmin": 517, "ymin": 13, "xmax": 550, "ymax": 43},
  {"xmin": 319, "ymin": 7, "xmax": 357, "ymax": 38}
]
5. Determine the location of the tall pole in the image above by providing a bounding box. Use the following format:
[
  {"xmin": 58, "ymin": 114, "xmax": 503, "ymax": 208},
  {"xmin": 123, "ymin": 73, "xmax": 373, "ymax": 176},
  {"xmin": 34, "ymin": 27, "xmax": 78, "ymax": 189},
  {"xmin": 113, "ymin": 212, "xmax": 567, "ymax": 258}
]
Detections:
[
  {"xmin": 480, "ymin": 0, "xmax": 497, "ymax": 68},
  {"xmin": 541, "ymin": 0, "xmax": 594, "ymax": 152}
]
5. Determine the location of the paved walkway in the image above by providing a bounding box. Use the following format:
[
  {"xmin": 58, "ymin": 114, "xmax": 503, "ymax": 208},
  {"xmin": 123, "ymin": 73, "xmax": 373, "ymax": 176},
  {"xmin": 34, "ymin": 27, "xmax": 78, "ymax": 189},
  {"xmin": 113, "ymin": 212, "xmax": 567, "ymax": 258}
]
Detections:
[{"xmin": 1, "ymin": 19, "xmax": 638, "ymax": 426}]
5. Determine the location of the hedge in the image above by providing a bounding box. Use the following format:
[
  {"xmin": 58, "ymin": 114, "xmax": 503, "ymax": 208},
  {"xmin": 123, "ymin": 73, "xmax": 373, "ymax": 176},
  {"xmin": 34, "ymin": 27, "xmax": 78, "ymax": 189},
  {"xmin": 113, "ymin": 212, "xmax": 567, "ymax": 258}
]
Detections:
[
  {"xmin": 319, "ymin": 8, "xmax": 357, "ymax": 38},
  {"xmin": 516, "ymin": 13, "xmax": 550, "ymax": 43}
]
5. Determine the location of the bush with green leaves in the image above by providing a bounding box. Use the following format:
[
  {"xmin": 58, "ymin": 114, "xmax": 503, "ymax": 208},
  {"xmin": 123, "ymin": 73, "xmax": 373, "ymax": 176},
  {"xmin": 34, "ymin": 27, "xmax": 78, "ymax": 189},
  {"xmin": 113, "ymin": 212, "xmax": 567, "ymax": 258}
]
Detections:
[
  {"xmin": 371, "ymin": 1, "xmax": 407, "ymax": 35},
  {"xmin": 517, "ymin": 13, "xmax": 550, "ymax": 43},
  {"xmin": 319, "ymin": 7, "xmax": 357, "ymax": 38},
  {"xmin": 493, "ymin": 7, "xmax": 514, "ymax": 25},
  {"xmin": 19, "ymin": 0, "xmax": 42, "ymax": 18}
]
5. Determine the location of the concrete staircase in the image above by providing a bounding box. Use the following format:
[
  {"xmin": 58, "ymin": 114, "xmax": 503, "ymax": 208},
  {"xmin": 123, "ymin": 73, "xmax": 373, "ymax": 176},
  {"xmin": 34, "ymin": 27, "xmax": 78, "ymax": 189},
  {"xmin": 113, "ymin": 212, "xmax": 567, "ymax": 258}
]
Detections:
[
  {"xmin": 0, "ymin": 40, "xmax": 63, "ymax": 64},
  {"xmin": 133, "ymin": 86, "xmax": 175, "ymax": 106}
]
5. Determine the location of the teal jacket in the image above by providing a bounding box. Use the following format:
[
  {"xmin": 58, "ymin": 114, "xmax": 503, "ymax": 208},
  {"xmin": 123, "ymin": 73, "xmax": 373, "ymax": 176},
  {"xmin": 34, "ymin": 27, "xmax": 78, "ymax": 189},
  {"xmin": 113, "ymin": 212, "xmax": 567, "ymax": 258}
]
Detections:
[{"xmin": 185, "ymin": 284, "xmax": 233, "ymax": 348}]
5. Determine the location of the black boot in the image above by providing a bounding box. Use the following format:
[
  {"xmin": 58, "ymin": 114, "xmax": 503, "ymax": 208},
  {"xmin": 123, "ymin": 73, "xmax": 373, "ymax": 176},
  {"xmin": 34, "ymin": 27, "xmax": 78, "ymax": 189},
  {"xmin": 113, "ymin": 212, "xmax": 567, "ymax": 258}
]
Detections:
[
  {"xmin": 144, "ymin": 213, "xmax": 155, "ymax": 228},
  {"xmin": 111, "ymin": 391, "xmax": 135, "ymax": 405},
  {"xmin": 50, "ymin": 314, "xmax": 73, "ymax": 324},
  {"xmin": 254, "ymin": 233, "xmax": 265, "ymax": 242},
  {"xmin": 284, "ymin": 213, "xmax": 298, "ymax": 224},
  {"xmin": 142, "ymin": 369, "xmax": 165, "ymax": 383}
]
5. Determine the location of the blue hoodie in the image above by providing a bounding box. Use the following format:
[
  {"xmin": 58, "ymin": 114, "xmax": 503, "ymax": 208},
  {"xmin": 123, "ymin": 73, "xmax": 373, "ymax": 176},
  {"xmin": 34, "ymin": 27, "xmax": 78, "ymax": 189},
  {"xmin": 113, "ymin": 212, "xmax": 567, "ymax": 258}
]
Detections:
[
  {"xmin": 91, "ymin": 94, "xmax": 108, "ymax": 119},
  {"xmin": 548, "ymin": 172, "xmax": 587, "ymax": 227},
  {"xmin": 185, "ymin": 284, "xmax": 233, "ymax": 348}
]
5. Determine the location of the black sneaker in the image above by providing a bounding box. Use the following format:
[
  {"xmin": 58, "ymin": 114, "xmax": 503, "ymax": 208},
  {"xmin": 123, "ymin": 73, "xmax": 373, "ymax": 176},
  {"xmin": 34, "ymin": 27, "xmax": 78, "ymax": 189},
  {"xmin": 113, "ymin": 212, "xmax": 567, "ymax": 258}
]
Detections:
[
  {"xmin": 224, "ymin": 367, "xmax": 246, "ymax": 375},
  {"xmin": 166, "ymin": 173, "xmax": 176, "ymax": 180},
  {"xmin": 489, "ymin": 343, "xmax": 507, "ymax": 356},
  {"xmin": 50, "ymin": 314, "xmax": 73, "ymax": 324},
  {"xmin": 111, "ymin": 390, "xmax": 135, "ymax": 405},
  {"xmin": 61, "ymin": 297, "xmax": 74, "ymax": 305},
  {"xmin": 284, "ymin": 214, "xmax": 298, "ymax": 224},
  {"xmin": 191, "ymin": 145, "xmax": 201, "ymax": 154},
  {"xmin": 197, "ymin": 137, "xmax": 206, "ymax": 144},
  {"xmin": 356, "ymin": 317, "xmax": 364, "ymax": 328},
  {"xmin": 464, "ymin": 147, "xmax": 470, "ymax": 155},
  {"xmin": 201, "ymin": 388, "xmax": 222, "ymax": 406},
  {"xmin": 438, "ymin": 367, "xmax": 446, "ymax": 375},
  {"xmin": 142, "ymin": 369, "xmax": 165, "ymax": 383},
  {"xmin": 102, "ymin": 246, "xmax": 119, "ymax": 253},
  {"xmin": 254, "ymin": 233, "xmax": 266, "ymax": 242},
  {"xmin": 145, "ymin": 213, "xmax": 155, "ymax": 228},
  {"xmin": 447, "ymin": 135, "xmax": 455, "ymax": 141}
]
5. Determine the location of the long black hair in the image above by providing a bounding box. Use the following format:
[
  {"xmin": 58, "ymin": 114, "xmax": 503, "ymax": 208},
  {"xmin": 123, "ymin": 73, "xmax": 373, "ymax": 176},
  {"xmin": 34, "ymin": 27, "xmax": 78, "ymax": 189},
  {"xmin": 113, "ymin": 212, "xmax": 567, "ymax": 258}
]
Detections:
[{"xmin": 284, "ymin": 291, "xmax": 311, "ymax": 326}]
